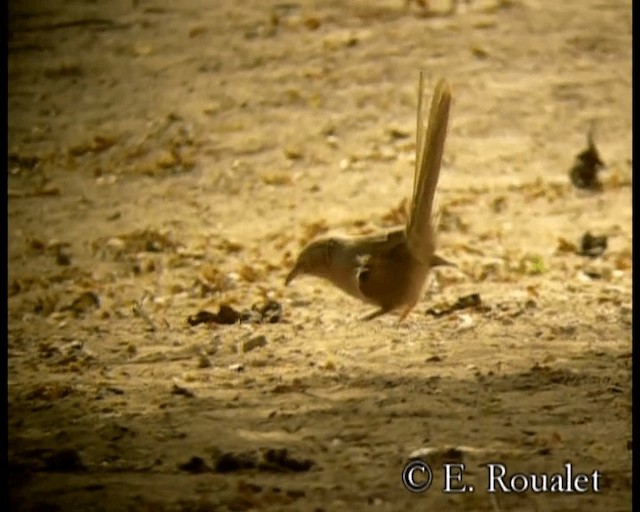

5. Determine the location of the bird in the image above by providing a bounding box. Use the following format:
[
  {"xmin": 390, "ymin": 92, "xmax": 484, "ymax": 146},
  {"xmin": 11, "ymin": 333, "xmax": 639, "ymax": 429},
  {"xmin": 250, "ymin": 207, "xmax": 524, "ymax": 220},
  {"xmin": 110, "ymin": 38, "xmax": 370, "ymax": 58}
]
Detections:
[
  {"xmin": 285, "ymin": 74, "xmax": 452, "ymax": 322},
  {"xmin": 569, "ymin": 124, "xmax": 605, "ymax": 191}
]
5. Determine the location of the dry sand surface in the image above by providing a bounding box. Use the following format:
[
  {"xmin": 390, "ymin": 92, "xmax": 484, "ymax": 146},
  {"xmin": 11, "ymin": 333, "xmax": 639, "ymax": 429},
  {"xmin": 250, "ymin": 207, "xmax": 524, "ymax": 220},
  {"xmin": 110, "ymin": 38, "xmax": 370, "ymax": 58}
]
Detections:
[{"xmin": 8, "ymin": 0, "xmax": 632, "ymax": 510}]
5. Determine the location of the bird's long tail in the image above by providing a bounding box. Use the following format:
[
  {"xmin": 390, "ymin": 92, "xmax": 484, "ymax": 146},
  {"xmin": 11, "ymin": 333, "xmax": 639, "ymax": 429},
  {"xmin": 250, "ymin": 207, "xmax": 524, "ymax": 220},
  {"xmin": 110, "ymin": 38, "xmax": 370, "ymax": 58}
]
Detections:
[{"xmin": 406, "ymin": 74, "xmax": 452, "ymax": 262}]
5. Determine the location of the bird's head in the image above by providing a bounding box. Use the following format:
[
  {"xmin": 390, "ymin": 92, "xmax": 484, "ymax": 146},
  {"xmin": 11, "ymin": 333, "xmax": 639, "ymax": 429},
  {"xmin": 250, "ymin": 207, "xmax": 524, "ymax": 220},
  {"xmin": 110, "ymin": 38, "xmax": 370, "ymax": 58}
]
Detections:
[{"xmin": 285, "ymin": 237, "xmax": 339, "ymax": 285}]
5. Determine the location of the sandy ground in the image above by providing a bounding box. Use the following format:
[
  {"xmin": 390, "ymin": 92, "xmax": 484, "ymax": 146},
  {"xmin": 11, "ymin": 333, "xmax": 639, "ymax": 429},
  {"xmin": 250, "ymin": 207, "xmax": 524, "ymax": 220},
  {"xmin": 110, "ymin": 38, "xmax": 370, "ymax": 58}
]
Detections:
[{"xmin": 8, "ymin": 0, "xmax": 632, "ymax": 510}]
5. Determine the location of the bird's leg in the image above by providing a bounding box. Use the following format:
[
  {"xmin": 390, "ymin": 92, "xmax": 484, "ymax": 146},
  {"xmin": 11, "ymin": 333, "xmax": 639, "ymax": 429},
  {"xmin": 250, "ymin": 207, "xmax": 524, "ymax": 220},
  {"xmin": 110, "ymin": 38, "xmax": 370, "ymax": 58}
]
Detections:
[
  {"xmin": 360, "ymin": 307, "xmax": 392, "ymax": 322},
  {"xmin": 362, "ymin": 303, "xmax": 416, "ymax": 323},
  {"xmin": 398, "ymin": 300, "xmax": 419, "ymax": 323}
]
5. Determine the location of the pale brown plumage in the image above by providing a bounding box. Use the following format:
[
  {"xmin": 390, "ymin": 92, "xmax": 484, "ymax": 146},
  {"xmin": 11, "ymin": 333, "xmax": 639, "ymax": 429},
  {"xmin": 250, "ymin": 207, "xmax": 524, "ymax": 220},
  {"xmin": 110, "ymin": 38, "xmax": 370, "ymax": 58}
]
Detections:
[{"xmin": 285, "ymin": 74, "xmax": 452, "ymax": 321}]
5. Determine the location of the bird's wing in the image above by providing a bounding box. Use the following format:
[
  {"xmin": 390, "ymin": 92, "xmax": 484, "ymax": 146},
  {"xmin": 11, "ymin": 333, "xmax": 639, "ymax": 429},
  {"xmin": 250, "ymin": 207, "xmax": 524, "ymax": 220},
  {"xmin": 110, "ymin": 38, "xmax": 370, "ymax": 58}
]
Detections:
[
  {"xmin": 406, "ymin": 76, "xmax": 452, "ymax": 263},
  {"xmin": 347, "ymin": 228, "xmax": 406, "ymax": 255}
]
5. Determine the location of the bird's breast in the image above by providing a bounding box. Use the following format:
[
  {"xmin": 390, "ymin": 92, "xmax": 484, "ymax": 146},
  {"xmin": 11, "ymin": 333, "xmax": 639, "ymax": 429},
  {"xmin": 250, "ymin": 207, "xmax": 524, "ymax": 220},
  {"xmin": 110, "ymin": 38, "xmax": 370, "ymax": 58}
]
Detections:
[
  {"xmin": 318, "ymin": 258, "xmax": 367, "ymax": 302},
  {"xmin": 357, "ymin": 244, "xmax": 431, "ymax": 311}
]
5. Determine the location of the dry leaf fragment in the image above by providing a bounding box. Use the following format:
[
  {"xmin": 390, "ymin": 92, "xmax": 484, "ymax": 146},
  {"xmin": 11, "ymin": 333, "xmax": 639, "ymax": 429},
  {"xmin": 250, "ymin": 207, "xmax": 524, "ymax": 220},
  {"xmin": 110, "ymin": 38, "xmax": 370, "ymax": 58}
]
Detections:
[
  {"xmin": 189, "ymin": 26, "xmax": 208, "ymax": 38},
  {"xmin": 218, "ymin": 239, "xmax": 244, "ymax": 254},
  {"xmin": 187, "ymin": 300, "xmax": 283, "ymax": 326},
  {"xmin": 284, "ymin": 147, "xmax": 303, "ymax": 160},
  {"xmin": 90, "ymin": 135, "xmax": 118, "ymax": 153},
  {"xmin": 387, "ymin": 126, "xmax": 411, "ymax": 140},
  {"xmin": 301, "ymin": 220, "xmax": 330, "ymax": 245},
  {"xmin": 156, "ymin": 149, "xmax": 179, "ymax": 169},
  {"xmin": 557, "ymin": 237, "xmax": 578, "ymax": 254},
  {"xmin": 172, "ymin": 381, "xmax": 196, "ymax": 398},
  {"xmin": 613, "ymin": 250, "xmax": 632, "ymax": 271},
  {"xmin": 471, "ymin": 46, "xmax": 489, "ymax": 59},
  {"xmin": 380, "ymin": 198, "xmax": 408, "ymax": 226},
  {"xmin": 261, "ymin": 172, "xmax": 293, "ymax": 186},
  {"xmin": 304, "ymin": 16, "xmax": 321, "ymax": 30},
  {"xmin": 517, "ymin": 254, "xmax": 547, "ymax": 275},
  {"xmin": 239, "ymin": 264, "xmax": 261, "ymax": 283},
  {"xmin": 426, "ymin": 293, "xmax": 486, "ymax": 317}
]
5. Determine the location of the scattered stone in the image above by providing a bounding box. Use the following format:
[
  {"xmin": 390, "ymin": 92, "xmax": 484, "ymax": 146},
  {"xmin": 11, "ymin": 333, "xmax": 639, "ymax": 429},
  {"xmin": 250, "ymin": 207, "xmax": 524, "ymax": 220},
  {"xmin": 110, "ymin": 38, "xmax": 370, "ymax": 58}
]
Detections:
[
  {"xmin": 44, "ymin": 449, "xmax": 85, "ymax": 472},
  {"xmin": 214, "ymin": 451, "xmax": 258, "ymax": 473},
  {"xmin": 171, "ymin": 382, "xmax": 195, "ymax": 398},
  {"xmin": 98, "ymin": 422, "xmax": 135, "ymax": 441},
  {"xmin": 387, "ymin": 126, "xmax": 411, "ymax": 140},
  {"xmin": 25, "ymin": 384, "xmax": 73, "ymax": 401},
  {"xmin": 213, "ymin": 449, "xmax": 314, "ymax": 474},
  {"xmin": 188, "ymin": 306, "xmax": 238, "ymax": 326},
  {"xmin": 272, "ymin": 379, "xmax": 308, "ymax": 394},
  {"xmin": 407, "ymin": 446, "xmax": 466, "ymax": 466},
  {"xmin": 131, "ymin": 301, "xmax": 158, "ymax": 331},
  {"xmin": 254, "ymin": 300, "xmax": 283, "ymax": 324},
  {"xmin": 455, "ymin": 313, "xmax": 475, "ymax": 331},
  {"xmin": 57, "ymin": 291, "xmax": 99, "ymax": 317},
  {"xmin": 178, "ymin": 456, "xmax": 212, "ymax": 474},
  {"xmin": 242, "ymin": 335, "xmax": 268, "ymax": 353},
  {"xmin": 259, "ymin": 448, "xmax": 314, "ymax": 473},
  {"xmin": 49, "ymin": 242, "xmax": 73, "ymax": 266},
  {"xmin": 580, "ymin": 232, "xmax": 607, "ymax": 258},
  {"xmin": 198, "ymin": 354, "xmax": 213, "ymax": 368}
]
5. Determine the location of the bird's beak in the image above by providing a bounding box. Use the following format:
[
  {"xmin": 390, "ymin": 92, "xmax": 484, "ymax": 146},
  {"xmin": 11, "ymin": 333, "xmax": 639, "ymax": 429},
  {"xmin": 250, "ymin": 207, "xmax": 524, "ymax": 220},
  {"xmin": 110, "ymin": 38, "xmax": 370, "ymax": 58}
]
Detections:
[
  {"xmin": 431, "ymin": 254, "xmax": 455, "ymax": 268},
  {"xmin": 285, "ymin": 265, "xmax": 301, "ymax": 286},
  {"xmin": 285, "ymin": 239, "xmax": 331, "ymax": 286}
]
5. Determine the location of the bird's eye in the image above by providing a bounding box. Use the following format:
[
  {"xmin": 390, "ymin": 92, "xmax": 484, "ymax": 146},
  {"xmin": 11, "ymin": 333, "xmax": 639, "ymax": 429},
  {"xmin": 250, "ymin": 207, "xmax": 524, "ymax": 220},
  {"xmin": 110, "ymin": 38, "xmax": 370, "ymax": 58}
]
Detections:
[{"xmin": 325, "ymin": 238, "xmax": 336, "ymax": 257}]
